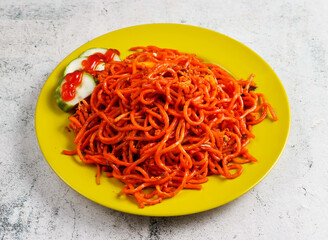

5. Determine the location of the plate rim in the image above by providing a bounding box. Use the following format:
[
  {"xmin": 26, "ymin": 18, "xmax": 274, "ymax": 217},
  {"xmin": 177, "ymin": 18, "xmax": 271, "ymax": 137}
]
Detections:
[{"xmin": 35, "ymin": 23, "xmax": 291, "ymax": 216}]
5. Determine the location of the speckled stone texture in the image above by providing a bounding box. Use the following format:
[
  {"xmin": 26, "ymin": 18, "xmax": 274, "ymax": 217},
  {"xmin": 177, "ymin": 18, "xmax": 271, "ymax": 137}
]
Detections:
[{"xmin": 0, "ymin": 0, "xmax": 327, "ymax": 239}]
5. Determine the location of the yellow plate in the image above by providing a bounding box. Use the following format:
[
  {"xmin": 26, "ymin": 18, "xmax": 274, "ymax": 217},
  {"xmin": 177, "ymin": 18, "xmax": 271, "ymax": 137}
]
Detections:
[{"xmin": 35, "ymin": 24, "xmax": 290, "ymax": 216}]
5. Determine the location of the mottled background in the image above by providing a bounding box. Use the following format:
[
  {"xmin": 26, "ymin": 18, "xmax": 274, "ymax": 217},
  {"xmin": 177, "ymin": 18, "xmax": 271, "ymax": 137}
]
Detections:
[{"xmin": 1, "ymin": 0, "xmax": 327, "ymax": 239}]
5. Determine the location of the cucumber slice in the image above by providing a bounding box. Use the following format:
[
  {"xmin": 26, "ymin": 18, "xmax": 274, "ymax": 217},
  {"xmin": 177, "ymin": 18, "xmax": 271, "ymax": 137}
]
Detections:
[
  {"xmin": 95, "ymin": 63, "xmax": 106, "ymax": 71},
  {"xmin": 64, "ymin": 57, "xmax": 106, "ymax": 76},
  {"xmin": 55, "ymin": 72, "xmax": 97, "ymax": 112},
  {"xmin": 113, "ymin": 54, "xmax": 121, "ymax": 61},
  {"xmin": 80, "ymin": 48, "xmax": 121, "ymax": 61},
  {"xmin": 80, "ymin": 48, "xmax": 107, "ymax": 57},
  {"xmin": 64, "ymin": 57, "xmax": 87, "ymax": 76}
]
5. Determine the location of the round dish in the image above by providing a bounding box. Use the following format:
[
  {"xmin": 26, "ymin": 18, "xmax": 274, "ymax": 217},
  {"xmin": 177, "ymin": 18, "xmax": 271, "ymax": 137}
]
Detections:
[{"xmin": 35, "ymin": 24, "xmax": 290, "ymax": 216}]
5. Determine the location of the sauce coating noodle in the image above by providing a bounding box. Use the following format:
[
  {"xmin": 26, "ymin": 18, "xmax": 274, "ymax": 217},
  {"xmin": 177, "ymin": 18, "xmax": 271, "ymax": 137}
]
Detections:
[{"xmin": 63, "ymin": 46, "xmax": 277, "ymax": 208}]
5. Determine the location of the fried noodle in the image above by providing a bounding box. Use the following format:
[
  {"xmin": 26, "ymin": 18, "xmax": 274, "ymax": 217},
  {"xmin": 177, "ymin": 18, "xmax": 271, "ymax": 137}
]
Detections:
[{"xmin": 63, "ymin": 46, "xmax": 277, "ymax": 208}]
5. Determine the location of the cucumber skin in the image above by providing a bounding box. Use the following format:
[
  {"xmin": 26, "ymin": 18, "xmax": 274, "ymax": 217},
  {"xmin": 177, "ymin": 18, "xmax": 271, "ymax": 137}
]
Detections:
[
  {"xmin": 79, "ymin": 48, "xmax": 107, "ymax": 57},
  {"xmin": 55, "ymin": 78, "xmax": 75, "ymax": 112},
  {"xmin": 80, "ymin": 48, "xmax": 121, "ymax": 61},
  {"xmin": 55, "ymin": 73, "xmax": 97, "ymax": 112}
]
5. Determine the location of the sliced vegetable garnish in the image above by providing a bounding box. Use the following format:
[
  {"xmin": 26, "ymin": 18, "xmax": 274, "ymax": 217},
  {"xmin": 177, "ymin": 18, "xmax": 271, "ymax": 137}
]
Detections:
[
  {"xmin": 64, "ymin": 57, "xmax": 87, "ymax": 76},
  {"xmin": 56, "ymin": 48, "xmax": 121, "ymax": 112},
  {"xmin": 80, "ymin": 48, "xmax": 121, "ymax": 62},
  {"xmin": 55, "ymin": 72, "xmax": 97, "ymax": 112}
]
